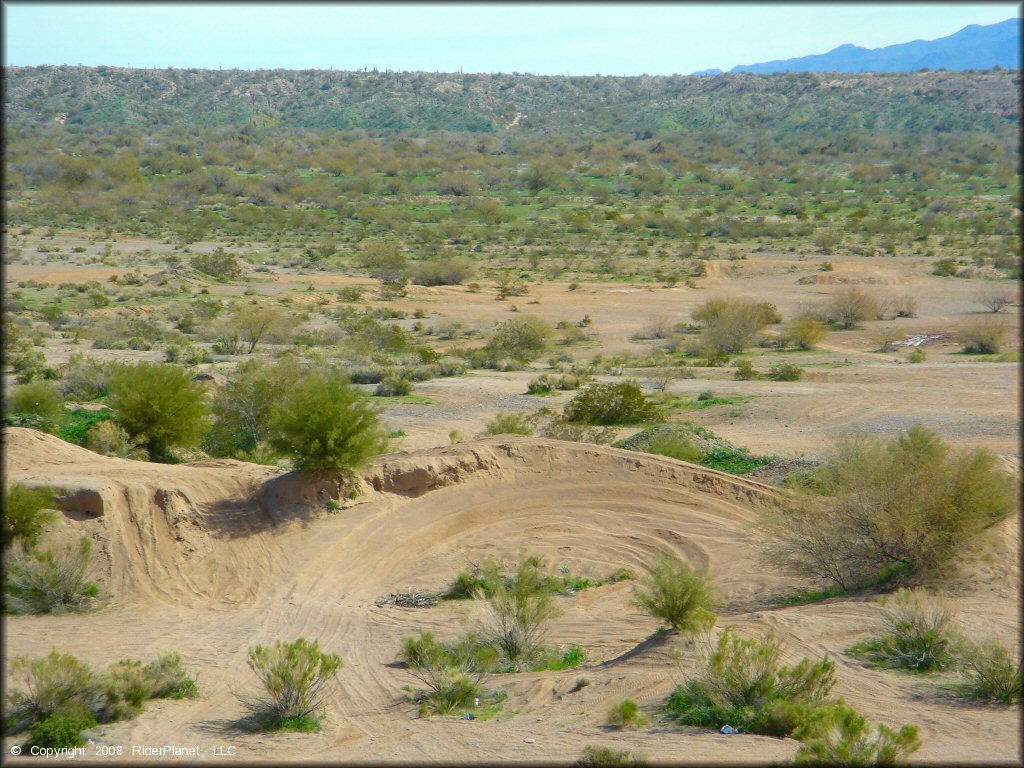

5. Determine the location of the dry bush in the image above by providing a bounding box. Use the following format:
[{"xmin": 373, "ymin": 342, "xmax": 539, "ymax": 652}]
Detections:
[
  {"xmin": 825, "ymin": 287, "xmax": 881, "ymax": 329},
  {"xmin": 782, "ymin": 317, "xmax": 828, "ymax": 350},
  {"xmin": 891, "ymin": 295, "xmax": 918, "ymax": 318},
  {"xmin": 756, "ymin": 425, "xmax": 1017, "ymax": 590},
  {"xmin": 5, "ymin": 538, "xmax": 98, "ymax": 614},
  {"xmin": 576, "ymin": 745, "xmax": 649, "ymax": 767},
  {"xmin": 85, "ymin": 421, "xmax": 147, "ymax": 459},
  {"xmin": 692, "ymin": 298, "xmax": 780, "ymax": 353},
  {"xmin": 974, "ymin": 289, "xmax": 1016, "ymax": 314},
  {"xmin": 959, "ymin": 318, "xmax": 1008, "ymax": 354}
]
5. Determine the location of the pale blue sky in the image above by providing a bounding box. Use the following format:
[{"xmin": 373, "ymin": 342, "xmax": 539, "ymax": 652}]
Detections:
[{"xmin": 3, "ymin": 3, "xmax": 1019, "ymax": 75}]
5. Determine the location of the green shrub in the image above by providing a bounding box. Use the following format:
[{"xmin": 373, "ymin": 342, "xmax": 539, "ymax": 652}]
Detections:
[
  {"xmin": 5, "ymin": 538, "xmax": 99, "ymax": 614},
  {"xmin": 783, "ymin": 317, "xmax": 829, "ymax": 350},
  {"xmin": 409, "ymin": 257, "xmax": 474, "ymax": 286},
  {"xmin": 733, "ymin": 359, "xmax": 758, "ymax": 380},
  {"xmin": 756, "ymin": 425, "xmax": 1018, "ymax": 589},
  {"xmin": 143, "ymin": 652, "xmax": 198, "ymax": 699},
  {"xmin": 108, "ymin": 362, "xmax": 208, "ymax": 460},
  {"xmin": 7, "ymin": 381, "xmax": 63, "ymax": 422},
  {"xmin": 205, "ymin": 359, "xmax": 299, "ymax": 459},
  {"xmin": 632, "ymin": 552, "xmax": 716, "ymax": 634},
  {"xmin": 191, "ymin": 249, "xmax": 243, "ymax": 280},
  {"xmin": 482, "ymin": 558, "xmax": 562, "ymax": 667},
  {"xmin": 268, "ymin": 369, "xmax": 388, "ymax": 472},
  {"xmin": 410, "ymin": 663, "xmax": 483, "ymax": 716},
  {"xmin": 242, "ymin": 638, "xmax": 342, "ymax": 731},
  {"xmin": 98, "ymin": 659, "xmax": 149, "ymax": 722},
  {"xmin": 931, "ymin": 258, "xmax": 958, "ymax": 277},
  {"xmin": 541, "ymin": 417, "xmax": 617, "ymax": 444},
  {"xmin": 793, "ymin": 708, "xmax": 920, "ymax": 765},
  {"xmin": 576, "ymin": 745, "xmax": 648, "ymax": 767},
  {"xmin": 767, "ymin": 362, "xmax": 803, "ymax": 381},
  {"xmin": 644, "ymin": 431, "xmax": 703, "ymax": 463},
  {"xmin": 22, "ymin": 712, "xmax": 96, "ymax": 750},
  {"xmin": 665, "ymin": 628, "xmax": 837, "ymax": 739},
  {"xmin": 949, "ymin": 640, "xmax": 1022, "ymax": 705},
  {"xmin": 483, "ymin": 412, "xmax": 534, "ymax": 436},
  {"xmin": 2, "ymin": 484, "xmax": 56, "ymax": 550},
  {"xmin": 487, "ymin": 316, "xmax": 552, "ymax": 361},
  {"xmin": 55, "ymin": 400, "xmax": 111, "ymax": 444},
  {"xmin": 846, "ymin": 589, "xmax": 959, "ymax": 673},
  {"xmin": 607, "ymin": 699, "xmax": 647, "ymax": 730},
  {"xmin": 375, "ymin": 377, "xmax": 413, "ymax": 397},
  {"xmin": 908, "ymin": 348, "xmax": 926, "ymax": 363},
  {"xmin": 5, "ymin": 651, "xmax": 101, "ymax": 733},
  {"xmin": 564, "ymin": 381, "xmax": 662, "ymax": 425}
]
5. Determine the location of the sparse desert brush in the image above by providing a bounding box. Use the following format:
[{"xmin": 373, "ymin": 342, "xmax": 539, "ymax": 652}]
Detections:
[
  {"xmin": 782, "ymin": 317, "xmax": 828, "ymax": 350},
  {"xmin": 692, "ymin": 297, "xmax": 780, "ymax": 353},
  {"xmin": 959, "ymin": 317, "xmax": 1007, "ymax": 354},
  {"xmin": 59, "ymin": 352, "xmax": 111, "ymax": 400},
  {"xmin": 767, "ymin": 362, "xmax": 803, "ymax": 381},
  {"xmin": 241, "ymin": 638, "xmax": 342, "ymax": 732},
  {"xmin": 846, "ymin": 590, "xmax": 960, "ymax": 673},
  {"xmin": 481, "ymin": 558, "xmax": 562, "ymax": 667},
  {"xmin": 375, "ymin": 376, "xmax": 413, "ymax": 397},
  {"xmin": 756, "ymin": 425, "xmax": 1018, "ymax": 590},
  {"xmin": 409, "ymin": 256, "xmax": 475, "ymax": 286},
  {"xmin": 268, "ymin": 368, "xmax": 388, "ymax": 472},
  {"xmin": 564, "ymin": 381, "xmax": 662, "ymax": 426},
  {"xmin": 632, "ymin": 552, "xmax": 716, "ymax": 634},
  {"xmin": 486, "ymin": 315, "xmax": 552, "ymax": 360},
  {"xmin": 793, "ymin": 707, "xmax": 921, "ymax": 765},
  {"xmin": 607, "ymin": 699, "xmax": 647, "ymax": 730},
  {"xmin": 191, "ymin": 249, "xmax": 243, "ymax": 280},
  {"xmin": 733, "ymin": 359, "xmax": 758, "ymax": 380},
  {"xmin": 665, "ymin": 628, "xmax": 839, "ymax": 740},
  {"xmin": 85, "ymin": 421, "xmax": 147, "ymax": 460},
  {"xmin": 576, "ymin": 745, "xmax": 649, "ymax": 768},
  {"xmin": 825, "ymin": 287, "xmax": 881, "ymax": 329},
  {"xmin": 6, "ymin": 651, "xmax": 101, "ymax": 733},
  {"xmin": 107, "ymin": 362, "xmax": 209, "ymax": 461},
  {"xmin": 2, "ymin": 484, "xmax": 57, "ymax": 550},
  {"xmin": 949, "ymin": 639, "xmax": 1022, "ymax": 705},
  {"xmin": 974, "ymin": 288, "xmax": 1016, "ymax": 314},
  {"xmin": 643, "ymin": 431, "xmax": 704, "ymax": 464},
  {"xmin": 482, "ymin": 412, "xmax": 535, "ymax": 436},
  {"xmin": 4, "ymin": 538, "xmax": 99, "ymax": 615},
  {"xmin": 6, "ymin": 380, "xmax": 63, "ymax": 422}
]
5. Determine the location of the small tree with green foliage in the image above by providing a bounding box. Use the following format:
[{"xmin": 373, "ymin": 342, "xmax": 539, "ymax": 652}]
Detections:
[
  {"xmin": 107, "ymin": 362, "xmax": 208, "ymax": 460},
  {"xmin": 7, "ymin": 381, "xmax": 63, "ymax": 422},
  {"xmin": 268, "ymin": 370, "xmax": 387, "ymax": 472},
  {"xmin": 632, "ymin": 552, "xmax": 716, "ymax": 634},
  {"xmin": 564, "ymin": 381, "xmax": 662, "ymax": 425},
  {"xmin": 2, "ymin": 484, "xmax": 56, "ymax": 550}
]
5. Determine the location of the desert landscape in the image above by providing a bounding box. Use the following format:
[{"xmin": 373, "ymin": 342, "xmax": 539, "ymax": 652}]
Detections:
[{"xmin": 2, "ymin": 46, "xmax": 1021, "ymax": 767}]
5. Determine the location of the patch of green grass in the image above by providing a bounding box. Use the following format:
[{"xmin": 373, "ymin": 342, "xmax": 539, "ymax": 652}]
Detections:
[
  {"xmin": 239, "ymin": 712, "xmax": 324, "ymax": 733},
  {"xmin": 57, "ymin": 408, "xmax": 114, "ymax": 446},
  {"xmin": 666, "ymin": 394, "xmax": 749, "ymax": 410},
  {"xmin": 379, "ymin": 394, "xmax": 433, "ymax": 405},
  {"xmin": 781, "ymin": 585, "xmax": 846, "ymax": 606},
  {"xmin": 535, "ymin": 645, "xmax": 586, "ymax": 671},
  {"xmin": 701, "ymin": 447, "xmax": 775, "ymax": 475}
]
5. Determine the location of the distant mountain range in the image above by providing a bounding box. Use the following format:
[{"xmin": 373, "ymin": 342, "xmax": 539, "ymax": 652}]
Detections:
[{"xmin": 694, "ymin": 18, "xmax": 1019, "ymax": 75}]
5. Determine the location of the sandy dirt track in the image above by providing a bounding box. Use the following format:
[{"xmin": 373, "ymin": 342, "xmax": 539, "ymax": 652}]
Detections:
[{"xmin": 2, "ymin": 428, "xmax": 1019, "ymax": 764}]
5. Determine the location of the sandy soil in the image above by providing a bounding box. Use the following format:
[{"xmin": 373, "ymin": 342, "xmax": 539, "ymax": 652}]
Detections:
[{"xmin": 2, "ymin": 429, "xmax": 1019, "ymax": 764}]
